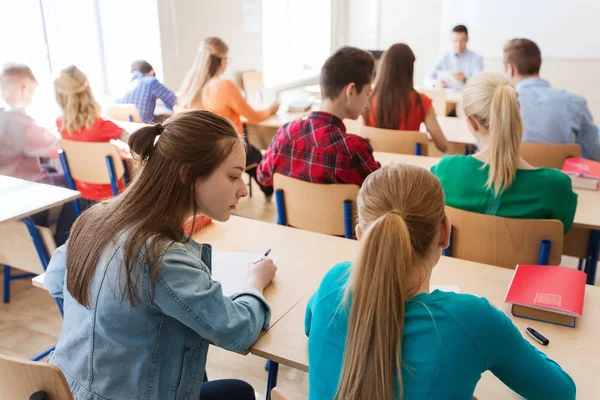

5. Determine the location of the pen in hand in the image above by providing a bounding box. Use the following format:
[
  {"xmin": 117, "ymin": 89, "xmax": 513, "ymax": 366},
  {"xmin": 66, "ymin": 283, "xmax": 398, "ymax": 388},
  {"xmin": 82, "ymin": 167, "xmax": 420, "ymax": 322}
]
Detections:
[{"xmin": 255, "ymin": 248, "xmax": 271, "ymax": 263}]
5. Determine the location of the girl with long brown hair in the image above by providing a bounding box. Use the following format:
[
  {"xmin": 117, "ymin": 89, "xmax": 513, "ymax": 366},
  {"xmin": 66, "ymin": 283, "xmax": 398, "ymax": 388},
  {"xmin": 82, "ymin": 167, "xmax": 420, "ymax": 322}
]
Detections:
[
  {"xmin": 363, "ymin": 43, "xmax": 448, "ymax": 152},
  {"xmin": 43, "ymin": 110, "xmax": 276, "ymax": 400},
  {"xmin": 179, "ymin": 37, "xmax": 278, "ymax": 197},
  {"xmin": 306, "ymin": 163, "xmax": 575, "ymax": 400},
  {"xmin": 432, "ymin": 72, "xmax": 577, "ymax": 232}
]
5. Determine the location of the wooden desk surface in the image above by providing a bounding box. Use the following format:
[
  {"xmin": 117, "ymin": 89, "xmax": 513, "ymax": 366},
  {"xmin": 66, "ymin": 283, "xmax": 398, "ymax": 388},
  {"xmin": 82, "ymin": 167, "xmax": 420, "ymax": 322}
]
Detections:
[
  {"xmin": 373, "ymin": 152, "xmax": 600, "ymax": 231},
  {"xmin": 191, "ymin": 216, "xmax": 358, "ymax": 328},
  {"xmin": 436, "ymin": 116, "xmax": 476, "ymax": 145},
  {"xmin": 0, "ymin": 175, "xmax": 80, "ymax": 223},
  {"xmin": 251, "ymin": 255, "xmax": 600, "ymax": 399}
]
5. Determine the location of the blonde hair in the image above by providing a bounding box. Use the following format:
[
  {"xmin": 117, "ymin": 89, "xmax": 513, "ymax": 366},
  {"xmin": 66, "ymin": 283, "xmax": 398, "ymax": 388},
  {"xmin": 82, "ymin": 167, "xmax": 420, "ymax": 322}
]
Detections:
[
  {"xmin": 337, "ymin": 164, "xmax": 446, "ymax": 400},
  {"xmin": 54, "ymin": 65, "xmax": 101, "ymax": 133},
  {"xmin": 178, "ymin": 37, "xmax": 228, "ymax": 109},
  {"xmin": 461, "ymin": 72, "xmax": 523, "ymax": 195}
]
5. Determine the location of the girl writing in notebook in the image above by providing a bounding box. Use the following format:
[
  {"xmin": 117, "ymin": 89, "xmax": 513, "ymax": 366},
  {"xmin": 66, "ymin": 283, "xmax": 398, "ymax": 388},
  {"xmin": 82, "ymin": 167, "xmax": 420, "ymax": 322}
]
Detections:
[
  {"xmin": 363, "ymin": 43, "xmax": 448, "ymax": 153},
  {"xmin": 44, "ymin": 110, "xmax": 276, "ymax": 400},
  {"xmin": 306, "ymin": 163, "xmax": 575, "ymax": 400},
  {"xmin": 179, "ymin": 37, "xmax": 278, "ymax": 197},
  {"xmin": 431, "ymin": 72, "xmax": 577, "ymax": 232}
]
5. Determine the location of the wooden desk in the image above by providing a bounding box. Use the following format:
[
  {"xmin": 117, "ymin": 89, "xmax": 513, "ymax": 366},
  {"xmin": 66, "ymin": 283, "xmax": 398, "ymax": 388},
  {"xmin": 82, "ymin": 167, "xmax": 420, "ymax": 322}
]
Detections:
[
  {"xmin": 436, "ymin": 116, "xmax": 476, "ymax": 145},
  {"xmin": 251, "ymin": 255, "xmax": 600, "ymax": 399},
  {"xmin": 0, "ymin": 176, "xmax": 80, "ymax": 223}
]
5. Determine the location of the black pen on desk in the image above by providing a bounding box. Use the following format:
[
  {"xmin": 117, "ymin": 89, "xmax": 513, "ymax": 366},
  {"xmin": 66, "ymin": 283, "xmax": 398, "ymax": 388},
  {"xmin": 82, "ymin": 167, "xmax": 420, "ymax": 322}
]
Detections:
[
  {"xmin": 255, "ymin": 248, "xmax": 272, "ymax": 263},
  {"xmin": 526, "ymin": 327, "xmax": 549, "ymax": 346}
]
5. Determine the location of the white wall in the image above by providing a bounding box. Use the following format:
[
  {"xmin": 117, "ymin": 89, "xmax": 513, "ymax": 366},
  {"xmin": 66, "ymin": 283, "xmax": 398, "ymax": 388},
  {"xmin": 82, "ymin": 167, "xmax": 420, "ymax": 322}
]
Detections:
[
  {"xmin": 345, "ymin": 0, "xmax": 600, "ymax": 120},
  {"xmin": 156, "ymin": 0, "xmax": 263, "ymax": 90}
]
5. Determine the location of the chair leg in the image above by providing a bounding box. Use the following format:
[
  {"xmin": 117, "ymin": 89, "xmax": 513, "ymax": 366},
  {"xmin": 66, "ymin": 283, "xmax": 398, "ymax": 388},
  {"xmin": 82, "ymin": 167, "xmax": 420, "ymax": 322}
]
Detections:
[
  {"xmin": 265, "ymin": 361, "xmax": 279, "ymax": 400},
  {"xmin": 31, "ymin": 345, "xmax": 55, "ymax": 362},
  {"xmin": 3, "ymin": 265, "xmax": 10, "ymax": 303}
]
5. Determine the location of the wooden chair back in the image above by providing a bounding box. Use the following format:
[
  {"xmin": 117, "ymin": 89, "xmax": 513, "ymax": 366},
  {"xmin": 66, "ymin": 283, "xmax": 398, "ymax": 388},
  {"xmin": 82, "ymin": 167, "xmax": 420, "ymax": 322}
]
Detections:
[
  {"xmin": 0, "ymin": 221, "xmax": 55, "ymax": 274},
  {"xmin": 445, "ymin": 207, "xmax": 564, "ymax": 269},
  {"xmin": 359, "ymin": 125, "xmax": 429, "ymax": 155},
  {"xmin": 271, "ymin": 387, "xmax": 293, "ymax": 400},
  {"xmin": 0, "ymin": 353, "xmax": 73, "ymax": 400},
  {"xmin": 419, "ymin": 89, "xmax": 447, "ymax": 116},
  {"xmin": 520, "ymin": 142, "xmax": 582, "ymax": 169},
  {"xmin": 59, "ymin": 139, "xmax": 125, "ymax": 185},
  {"xmin": 273, "ymin": 173, "xmax": 359, "ymax": 236},
  {"xmin": 104, "ymin": 104, "xmax": 141, "ymax": 123},
  {"xmin": 242, "ymin": 70, "xmax": 264, "ymax": 105}
]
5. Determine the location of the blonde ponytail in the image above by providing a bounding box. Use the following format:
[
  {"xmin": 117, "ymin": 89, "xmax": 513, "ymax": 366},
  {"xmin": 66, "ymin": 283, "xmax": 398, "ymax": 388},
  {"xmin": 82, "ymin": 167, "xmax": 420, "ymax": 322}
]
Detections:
[
  {"xmin": 462, "ymin": 72, "xmax": 523, "ymax": 195},
  {"xmin": 337, "ymin": 164, "xmax": 446, "ymax": 400},
  {"xmin": 54, "ymin": 65, "xmax": 101, "ymax": 134},
  {"xmin": 178, "ymin": 37, "xmax": 229, "ymax": 109}
]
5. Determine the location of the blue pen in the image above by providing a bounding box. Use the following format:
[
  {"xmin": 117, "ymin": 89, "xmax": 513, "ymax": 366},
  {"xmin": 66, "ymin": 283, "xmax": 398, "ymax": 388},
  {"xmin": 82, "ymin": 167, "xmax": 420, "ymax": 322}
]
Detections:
[{"xmin": 255, "ymin": 248, "xmax": 271, "ymax": 263}]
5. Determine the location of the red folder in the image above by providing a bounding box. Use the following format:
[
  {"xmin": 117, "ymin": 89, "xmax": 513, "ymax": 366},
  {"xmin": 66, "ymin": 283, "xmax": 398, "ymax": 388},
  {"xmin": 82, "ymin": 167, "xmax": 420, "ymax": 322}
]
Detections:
[
  {"xmin": 562, "ymin": 157, "xmax": 600, "ymax": 179},
  {"xmin": 505, "ymin": 265, "xmax": 587, "ymax": 327}
]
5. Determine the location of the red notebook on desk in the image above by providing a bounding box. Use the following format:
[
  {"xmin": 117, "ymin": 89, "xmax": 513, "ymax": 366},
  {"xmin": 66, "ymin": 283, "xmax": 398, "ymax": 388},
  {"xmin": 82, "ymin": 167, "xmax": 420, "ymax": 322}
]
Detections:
[
  {"xmin": 505, "ymin": 265, "xmax": 587, "ymax": 328},
  {"xmin": 562, "ymin": 158, "xmax": 600, "ymax": 189}
]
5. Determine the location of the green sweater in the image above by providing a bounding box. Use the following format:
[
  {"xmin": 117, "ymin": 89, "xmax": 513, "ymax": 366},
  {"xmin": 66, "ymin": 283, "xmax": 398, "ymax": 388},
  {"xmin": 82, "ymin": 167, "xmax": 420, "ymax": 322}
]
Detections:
[
  {"xmin": 305, "ymin": 262, "xmax": 576, "ymax": 400},
  {"xmin": 431, "ymin": 155, "xmax": 578, "ymax": 232}
]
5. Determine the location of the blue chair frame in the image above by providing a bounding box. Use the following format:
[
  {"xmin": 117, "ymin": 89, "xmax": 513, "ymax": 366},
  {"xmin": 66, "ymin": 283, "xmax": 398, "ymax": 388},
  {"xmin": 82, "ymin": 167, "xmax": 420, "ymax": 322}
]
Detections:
[
  {"xmin": 2, "ymin": 217, "xmax": 64, "ymax": 361},
  {"xmin": 59, "ymin": 149, "xmax": 120, "ymax": 201}
]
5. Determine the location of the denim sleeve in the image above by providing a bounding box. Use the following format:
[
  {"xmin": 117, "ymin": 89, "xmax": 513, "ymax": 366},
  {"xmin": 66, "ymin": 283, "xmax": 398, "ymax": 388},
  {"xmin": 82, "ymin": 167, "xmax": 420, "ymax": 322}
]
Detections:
[
  {"xmin": 153, "ymin": 249, "xmax": 271, "ymax": 352},
  {"xmin": 574, "ymin": 102, "xmax": 600, "ymax": 161},
  {"xmin": 43, "ymin": 244, "xmax": 67, "ymax": 298}
]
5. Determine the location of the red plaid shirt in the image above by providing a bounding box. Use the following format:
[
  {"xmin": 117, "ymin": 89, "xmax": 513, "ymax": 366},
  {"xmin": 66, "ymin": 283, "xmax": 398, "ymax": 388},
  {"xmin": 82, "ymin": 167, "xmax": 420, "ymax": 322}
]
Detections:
[{"xmin": 257, "ymin": 112, "xmax": 380, "ymax": 186}]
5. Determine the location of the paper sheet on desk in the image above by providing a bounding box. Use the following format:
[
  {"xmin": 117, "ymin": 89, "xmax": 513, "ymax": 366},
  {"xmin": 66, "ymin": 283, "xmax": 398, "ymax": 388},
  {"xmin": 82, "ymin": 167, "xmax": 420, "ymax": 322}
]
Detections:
[
  {"xmin": 211, "ymin": 251, "xmax": 280, "ymax": 297},
  {"xmin": 437, "ymin": 70, "xmax": 463, "ymax": 89}
]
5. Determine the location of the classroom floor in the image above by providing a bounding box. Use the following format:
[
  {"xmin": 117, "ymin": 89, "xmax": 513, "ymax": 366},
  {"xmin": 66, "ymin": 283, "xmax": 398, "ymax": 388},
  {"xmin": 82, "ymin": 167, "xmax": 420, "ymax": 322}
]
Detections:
[{"xmin": 0, "ymin": 178, "xmax": 592, "ymax": 400}]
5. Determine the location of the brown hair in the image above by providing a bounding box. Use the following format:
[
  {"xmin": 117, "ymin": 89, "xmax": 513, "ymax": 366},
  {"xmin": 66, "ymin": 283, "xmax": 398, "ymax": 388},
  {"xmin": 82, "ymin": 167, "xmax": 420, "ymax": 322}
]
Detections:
[
  {"xmin": 66, "ymin": 110, "xmax": 243, "ymax": 308},
  {"xmin": 337, "ymin": 164, "xmax": 446, "ymax": 400},
  {"xmin": 54, "ymin": 65, "xmax": 101, "ymax": 133},
  {"xmin": 503, "ymin": 38, "xmax": 542, "ymax": 75},
  {"xmin": 320, "ymin": 46, "xmax": 374, "ymax": 100},
  {"xmin": 363, "ymin": 43, "xmax": 422, "ymax": 129},
  {"xmin": 452, "ymin": 24, "xmax": 468, "ymax": 35},
  {"xmin": 0, "ymin": 63, "xmax": 37, "ymax": 85},
  {"xmin": 131, "ymin": 60, "xmax": 154, "ymax": 75},
  {"xmin": 178, "ymin": 37, "xmax": 229, "ymax": 109},
  {"xmin": 462, "ymin": 72, "xmax": 523, "ymax": 195}
]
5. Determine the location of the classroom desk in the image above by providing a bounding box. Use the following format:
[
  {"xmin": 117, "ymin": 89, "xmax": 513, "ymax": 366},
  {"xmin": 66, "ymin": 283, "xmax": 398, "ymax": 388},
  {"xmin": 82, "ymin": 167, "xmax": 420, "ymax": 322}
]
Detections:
[
  {"xmin": 373, "ymin": 152, "xmax": 600, "ymax": 283},
  {"xmin": 251, "ymin": 255, "xmax": 600, "ymax": 399},
  {"xmin": 0, "ymin": 175, "xmax": 80, "ymax": 223}
]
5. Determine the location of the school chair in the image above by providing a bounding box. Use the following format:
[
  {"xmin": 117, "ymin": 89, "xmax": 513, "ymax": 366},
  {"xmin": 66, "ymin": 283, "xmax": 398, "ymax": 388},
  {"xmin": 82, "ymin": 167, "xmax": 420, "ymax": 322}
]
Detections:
[
  {"xmin": 419, "ymin": 89, "xmax": 448, "ymax": 116},
  {"xmin": 444, "ymin": 207, "xmax": 564, "ymax": 269},
  {"xmin": 520, "ymin": 142, "xmax": 582, "ymax": 169},
  {"xmin": 0, "ymin": 219, "xmax": 64, "ymax": 361},
  {"xmin": 271, "ymin": 387, "xmax": 293, "ymax": 400},
  {"xmin": 242, "ymin": 70, "xmax": 264, "ymax": 106},
  {"xmin": 359, "ymin": 125, "xmax": 429, "ymax": 156},
  {"xmin": 0, "ymin": 353, "xmax": 73, "ymax": 400},
  {"xmin": 59, "ymin": 139, "xmax": 127, "ymax": 203},
  {"xmin": 273, "ymin": 173, "xmax": 359, "ymax": 238},
  {"xmin": 104, "ymin": 104, "xmax": 141, "ymax": 123}
]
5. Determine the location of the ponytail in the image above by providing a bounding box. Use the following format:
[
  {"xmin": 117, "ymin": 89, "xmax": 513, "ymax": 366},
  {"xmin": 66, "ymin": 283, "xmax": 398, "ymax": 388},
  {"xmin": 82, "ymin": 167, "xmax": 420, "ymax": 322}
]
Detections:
[
  {"xmin": 337, "ymin": 211, "xmax": 413, "ymax": 400},
  {"xmin": 128, "ymin": 124, "xmax": 164, "ymax": 162},
  {"xmin": 487, "ymin": 84, "xmax": 522, "ymax": 195}
]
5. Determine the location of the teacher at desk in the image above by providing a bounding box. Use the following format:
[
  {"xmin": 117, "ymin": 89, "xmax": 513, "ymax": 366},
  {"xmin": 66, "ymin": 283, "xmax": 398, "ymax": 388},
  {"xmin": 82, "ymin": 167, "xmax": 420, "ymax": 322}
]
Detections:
[{"xmin": 426, "ymin": 25, "xmax": 483, "ymax": 88}]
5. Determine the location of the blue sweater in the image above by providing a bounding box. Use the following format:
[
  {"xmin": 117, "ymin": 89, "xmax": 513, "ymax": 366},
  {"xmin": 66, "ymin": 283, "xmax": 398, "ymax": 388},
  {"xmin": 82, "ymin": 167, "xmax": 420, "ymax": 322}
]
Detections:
[{"xmin": 305, "ymin": 262, "xmax": 576, "ymax": 399}]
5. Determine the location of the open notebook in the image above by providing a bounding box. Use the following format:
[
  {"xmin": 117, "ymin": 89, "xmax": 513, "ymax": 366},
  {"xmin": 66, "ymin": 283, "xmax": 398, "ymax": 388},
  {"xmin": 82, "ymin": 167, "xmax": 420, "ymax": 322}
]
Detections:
[{"xmin": 212, "ymin": 251, "xmax": 280, "ymax": 297}]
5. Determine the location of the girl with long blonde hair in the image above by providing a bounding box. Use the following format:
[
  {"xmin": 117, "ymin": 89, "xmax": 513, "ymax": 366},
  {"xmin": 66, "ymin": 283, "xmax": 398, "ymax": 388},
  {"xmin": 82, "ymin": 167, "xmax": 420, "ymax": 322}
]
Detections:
[
  {"xmin": 431, "ymin": 72, "xmax": 577, "ymax": 232},
  {"xmin": 179, "ymin": 37, "xmax": 279, "ymax": 197},
  {"xmin": 306, "ymin": 163, "xmax": 575, "ymax": 400},
  {"xmin": 54, "ymin": 65, "xmax": 130, "ymax": 201}
]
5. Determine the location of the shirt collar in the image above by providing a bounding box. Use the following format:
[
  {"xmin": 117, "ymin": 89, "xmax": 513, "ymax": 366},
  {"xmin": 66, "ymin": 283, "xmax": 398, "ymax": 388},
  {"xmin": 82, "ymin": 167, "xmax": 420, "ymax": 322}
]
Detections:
[
  {"xmin": 515, "ymin": 77, "xmax": 550, "ymax": 91},
  {"xmin": 309, "ymin": 111, "xmax": 346, "ymax": 132},
  {"xmin": 453, "ymin": 49, "xmax": 471, "ymax": 58},
  {"xmin": 131, "ymin": 71, "xmax": 146, "ymax": 81}
]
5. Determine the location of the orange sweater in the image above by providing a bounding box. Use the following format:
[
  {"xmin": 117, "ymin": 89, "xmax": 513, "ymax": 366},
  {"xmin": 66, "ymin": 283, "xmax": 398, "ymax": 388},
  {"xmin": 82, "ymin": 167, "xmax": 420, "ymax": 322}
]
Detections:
[{"xmin": 201, "ymin": 79, "xmax": 271, "ymax": 134}]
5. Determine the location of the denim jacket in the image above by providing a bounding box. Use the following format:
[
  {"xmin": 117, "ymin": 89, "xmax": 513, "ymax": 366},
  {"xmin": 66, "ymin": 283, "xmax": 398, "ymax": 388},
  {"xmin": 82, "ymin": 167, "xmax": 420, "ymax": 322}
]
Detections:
[{"xmin": 44, "ymin": 234, "xmax": 271, "ymax": 400}]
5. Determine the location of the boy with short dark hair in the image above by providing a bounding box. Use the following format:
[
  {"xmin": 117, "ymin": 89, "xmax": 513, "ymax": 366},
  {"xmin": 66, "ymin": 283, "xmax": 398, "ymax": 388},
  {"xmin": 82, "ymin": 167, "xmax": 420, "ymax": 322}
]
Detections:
[
  {"xmin": 257, "ymin": 47, "xmax": 380, "ymax": 187},
  {"xmin": 117, "ymin": 60, "xmax": 177, "ymax": 123}
]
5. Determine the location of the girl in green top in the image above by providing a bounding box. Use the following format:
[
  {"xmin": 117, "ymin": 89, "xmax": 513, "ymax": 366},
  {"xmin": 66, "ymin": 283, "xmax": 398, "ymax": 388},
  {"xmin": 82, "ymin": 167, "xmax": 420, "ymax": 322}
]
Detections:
[
  {"xmin": 305, "ymin": 164, "xmax": 575, "ymax": 400},
  {"xmin": 431, "ymin": 72, "xmax": 577, "ymax": 232}
]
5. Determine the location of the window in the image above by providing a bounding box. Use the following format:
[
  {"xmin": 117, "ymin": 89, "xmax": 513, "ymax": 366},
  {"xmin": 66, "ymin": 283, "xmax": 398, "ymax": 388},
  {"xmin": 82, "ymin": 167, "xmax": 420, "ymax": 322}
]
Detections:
[{"xmin": 261, "ymin": 0, "xmax": 332, "ymax": 86}]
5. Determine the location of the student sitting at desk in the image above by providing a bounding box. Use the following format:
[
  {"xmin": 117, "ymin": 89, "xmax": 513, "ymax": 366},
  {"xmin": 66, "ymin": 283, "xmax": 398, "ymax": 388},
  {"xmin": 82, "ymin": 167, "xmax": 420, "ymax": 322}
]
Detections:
[
  {"xmin": 54, "ymin": 65, "xmax": 130, "ymax": 201},
  {"xmin": 425, "ymin": 25, "xmax": 483, "ymax": 89},
  {"xmin": 305, "ymin": 163, "xmax": 576, "ymax": 400},
  {"xmin": 364, "ymin": 43, "xmax": 448, "ymax": 153},
  {"xmin": 178, "ymin": 37, "xmax": 278, "ymax": 197},
  {"xmin": 257, "ymin": 47, "xmax": 381, "ymax": 187},
  {"xmin": 431, "ymin": 72, "xmax": 577, "ymax": 232},
  {"xmin": 43, "ymin": 110, "xmax": 276, "ymax": 400},
  {"xmin": 117, "ymin": 60, "xmax": 177, "ymax": 123},
  {"xmin": 503, "ymin": 38, "xmax": 600, "ymax": 161}
]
